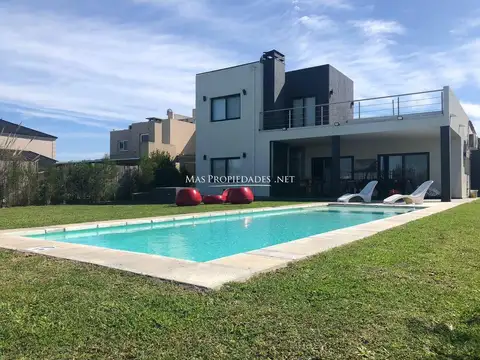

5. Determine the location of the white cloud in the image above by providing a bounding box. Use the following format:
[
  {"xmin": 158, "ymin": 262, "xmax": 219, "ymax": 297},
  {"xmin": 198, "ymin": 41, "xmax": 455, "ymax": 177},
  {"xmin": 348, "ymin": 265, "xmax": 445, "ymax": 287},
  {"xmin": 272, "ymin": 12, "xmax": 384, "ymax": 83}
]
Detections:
[
  {"xmin": 0, "ymin": 4, "xmax": 237, "ymax": 128},
  {"xmin": 462, "ymin": 103, "xmax": 480, "ymax": 121},
  {"xmin": 351, "ymin": 19, "xmax": 405, "ymax": 36},
  {"xmin": 294, "ymin": 0, "xmax": 353, "ymax": 10},
  {"xmin": 450, "ymin": 11, "xmax": 480, "ymax": 35},
  {"xmin": 297, "ymin": 15, "xmax": 337, "ymax": 32}
]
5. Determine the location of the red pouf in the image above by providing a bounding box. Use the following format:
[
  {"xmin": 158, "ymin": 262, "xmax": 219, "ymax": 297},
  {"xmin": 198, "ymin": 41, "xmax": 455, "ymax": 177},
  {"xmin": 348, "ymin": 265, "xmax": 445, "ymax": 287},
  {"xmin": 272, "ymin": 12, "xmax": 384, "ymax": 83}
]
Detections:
[
  {"xmin": 202, "ymin": 194, "xmax": 225, "ymax": 204},
  {"xmin": 221, "ymin": 188, "xmax": 231, "ymax": 203},
  {"xmin": 228, "ymin": 187, "xmax": 254, "ymax": 204},
  {"xmin": 176, "ymin": 188, "xmax": 202, "ymax": 206}
]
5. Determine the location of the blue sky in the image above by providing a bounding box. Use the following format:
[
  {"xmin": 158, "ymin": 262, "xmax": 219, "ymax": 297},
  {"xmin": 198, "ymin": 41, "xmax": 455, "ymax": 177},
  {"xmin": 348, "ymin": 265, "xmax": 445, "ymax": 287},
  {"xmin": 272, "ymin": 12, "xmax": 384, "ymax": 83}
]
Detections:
[{"xmin": 1, "ymin": 0, "xmax": 480, "ymax": 161}]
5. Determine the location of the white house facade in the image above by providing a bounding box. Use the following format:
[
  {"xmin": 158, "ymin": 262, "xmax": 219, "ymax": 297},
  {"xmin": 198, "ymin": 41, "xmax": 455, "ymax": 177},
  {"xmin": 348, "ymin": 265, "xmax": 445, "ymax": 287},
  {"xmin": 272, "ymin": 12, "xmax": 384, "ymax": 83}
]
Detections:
[{"xmin": 195, "ymin": 50, "xmax": 477, "ymax": 201}]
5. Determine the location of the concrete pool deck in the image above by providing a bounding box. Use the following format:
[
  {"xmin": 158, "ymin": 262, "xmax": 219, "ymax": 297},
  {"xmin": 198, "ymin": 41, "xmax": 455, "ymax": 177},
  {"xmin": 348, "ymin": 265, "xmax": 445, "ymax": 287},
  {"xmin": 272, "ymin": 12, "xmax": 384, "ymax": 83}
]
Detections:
[{"xmin": 0, "ymin": 199, "xmax": 475, "ymax": 289}]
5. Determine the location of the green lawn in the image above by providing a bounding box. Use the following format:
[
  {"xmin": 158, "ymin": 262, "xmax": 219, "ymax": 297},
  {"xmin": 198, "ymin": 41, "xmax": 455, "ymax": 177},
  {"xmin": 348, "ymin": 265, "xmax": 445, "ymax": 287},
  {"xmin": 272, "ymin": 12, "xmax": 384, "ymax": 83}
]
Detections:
[
  {"xmin": 1, "ymin": 202, "xmax": 480, "ymax": 359},
  {"xmin": 0, "ymin": 201, "xmax": 298, "ymax": 230}
]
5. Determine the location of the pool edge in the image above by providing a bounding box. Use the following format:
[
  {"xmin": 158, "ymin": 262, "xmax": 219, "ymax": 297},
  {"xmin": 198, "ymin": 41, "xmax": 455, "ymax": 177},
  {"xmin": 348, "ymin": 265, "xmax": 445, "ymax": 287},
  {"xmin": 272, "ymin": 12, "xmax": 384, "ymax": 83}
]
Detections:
[{"xmin": 0, "ymin": 200, "xmax": 473, "ymax": 290}]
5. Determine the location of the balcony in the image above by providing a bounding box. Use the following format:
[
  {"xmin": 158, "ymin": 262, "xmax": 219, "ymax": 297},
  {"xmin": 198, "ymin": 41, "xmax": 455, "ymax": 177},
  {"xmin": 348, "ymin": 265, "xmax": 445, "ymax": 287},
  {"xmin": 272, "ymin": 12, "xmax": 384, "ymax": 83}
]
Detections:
[{"xmin": 260, "ymin": 89, "xmax": 444, "ymax": 131}]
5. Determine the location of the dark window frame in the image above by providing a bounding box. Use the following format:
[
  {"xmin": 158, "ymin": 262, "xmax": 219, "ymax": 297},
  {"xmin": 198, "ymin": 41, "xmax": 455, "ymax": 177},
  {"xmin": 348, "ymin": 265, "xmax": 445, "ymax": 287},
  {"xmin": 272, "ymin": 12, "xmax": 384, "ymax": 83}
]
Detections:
[
  {"xmin": 291, "ymin": 96, "xmax": 317, "ymax": 127},
  {"xmin": 311, "ymin": 156, "xmax": 354, "ymax": 179},
  {"xmin": 210, "ymin": 94, "xmax": 241, "ymax": 122},
  {"xmin": 118, "ymin": 140, "xmax": 128, "ymax": 151},
  {"xmin": 140, "ymin": 133, "xmax": 149, "ymax": 143},
  {"xmin": 210, "ymin": 157, "xmax": 241, "ymax": 178},
  {"xmin": 377, "ymin": 152, "xmax": 430, "ymax": 181}
]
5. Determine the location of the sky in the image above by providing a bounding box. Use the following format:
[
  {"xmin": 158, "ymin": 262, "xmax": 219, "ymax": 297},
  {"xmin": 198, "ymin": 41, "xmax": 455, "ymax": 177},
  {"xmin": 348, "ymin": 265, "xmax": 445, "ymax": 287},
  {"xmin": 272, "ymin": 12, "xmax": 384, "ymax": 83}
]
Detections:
[{"xmin": 1, "ymin": 0, "xmax": 480, "ymax": 161}]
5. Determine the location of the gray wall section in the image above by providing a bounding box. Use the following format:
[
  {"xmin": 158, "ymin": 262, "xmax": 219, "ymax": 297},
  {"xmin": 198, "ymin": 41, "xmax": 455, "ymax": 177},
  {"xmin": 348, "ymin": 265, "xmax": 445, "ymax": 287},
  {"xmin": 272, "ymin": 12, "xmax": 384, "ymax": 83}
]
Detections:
[
  {"xmin": 471, "ymin": 150, "xmax": 480, "ymax": 190},
  {"xmin": 440, "ymin": 126, "xmax": 452, "ymax": 202},
  {"xmin": 328, "ymin": 66, "xmax": 354, "ymax": 123},
  {"xmin": 284, "ymin": 65, "xmax": 330, "ymax": 107},
  {"xmin": 261, "ymin": 51, "xmax": 285, "ymax": 111}
]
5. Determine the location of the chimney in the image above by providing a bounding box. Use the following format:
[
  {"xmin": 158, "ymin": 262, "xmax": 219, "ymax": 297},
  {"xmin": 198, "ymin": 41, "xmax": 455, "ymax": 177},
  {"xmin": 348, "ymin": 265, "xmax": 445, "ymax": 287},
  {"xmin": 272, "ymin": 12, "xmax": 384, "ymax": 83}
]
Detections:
[
  {"xmin": 260, "ymin": 50, "xmax": 285, "ymax": 112},
  {"xmin": 167, "ymin": 108, "xmax": 174, "ymax": 120}
]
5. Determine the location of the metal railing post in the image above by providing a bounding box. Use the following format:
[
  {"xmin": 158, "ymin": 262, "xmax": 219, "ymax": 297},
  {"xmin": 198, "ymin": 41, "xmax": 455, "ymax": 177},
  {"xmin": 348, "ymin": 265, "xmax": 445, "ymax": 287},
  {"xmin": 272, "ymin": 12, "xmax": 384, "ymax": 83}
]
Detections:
[
  {"xmin": 392, "ymin": 100, "xmax": 395, "ymax": 115},
  {"xmin": 397, "ymin": 96, "xmax": 400, "ymax": 116},
  {"xmin": 440, "ymin": 91, "xmax": 444, "ymax": 114},
  {"xmin": 288, "ymin": 109, "xmax": 292, "ymax": 128},
  {"xmin": 320, "ymin": 106, "xmax": 324, "ymax": 125},
  {"xmin": 358, "ymin": 102, "xmax": 360, "ymax": 119}
]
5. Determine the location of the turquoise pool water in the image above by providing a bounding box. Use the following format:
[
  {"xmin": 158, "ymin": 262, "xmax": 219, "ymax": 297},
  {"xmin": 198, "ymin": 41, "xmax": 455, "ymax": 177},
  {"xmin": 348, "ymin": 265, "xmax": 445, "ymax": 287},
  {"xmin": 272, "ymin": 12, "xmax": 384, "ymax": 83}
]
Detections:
[{"xmin": 28, "ymin": 206, "xmax": 414, "ymax": 262}]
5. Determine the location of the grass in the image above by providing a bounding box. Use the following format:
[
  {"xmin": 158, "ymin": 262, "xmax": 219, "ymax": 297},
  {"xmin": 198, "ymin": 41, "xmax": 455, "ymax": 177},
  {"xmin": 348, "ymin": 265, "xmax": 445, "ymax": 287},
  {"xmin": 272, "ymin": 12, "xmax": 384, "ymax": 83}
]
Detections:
[
  {"xmin": 0, "ymin": 201, "xmax": 298, "ymax": 230},
  {"xmin": 0, "ymin": 202, "xmax": 480, "ymax": 359}
]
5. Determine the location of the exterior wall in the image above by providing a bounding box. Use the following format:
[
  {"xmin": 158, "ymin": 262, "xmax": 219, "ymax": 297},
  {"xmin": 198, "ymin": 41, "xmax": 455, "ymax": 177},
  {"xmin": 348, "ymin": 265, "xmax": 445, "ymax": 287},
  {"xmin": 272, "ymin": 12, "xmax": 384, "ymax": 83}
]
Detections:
[
  {"xmin": 328, "ymin": 66, "xmax": 354, "ymax": 123},
  {"xmin": 169, "ymin": 119, "xmax": 196, "ymax": 155},
  {"xmin": 195, "ymin": 61, "xmax": 263, "ymax": 195},
  {"xmin": 110, "ymin": 121, "xmax": 156, "ymax": 160},
  {"xmin": 447, "ymin": 86, "xmax": 472, "ymax": 198},
  {"xmin": 0, "ymin": 135, "xmax": 56, "ymax": 159},
  {"xmin": 111, "ymin": 119, "xmax": 196, "ymax": 160}
]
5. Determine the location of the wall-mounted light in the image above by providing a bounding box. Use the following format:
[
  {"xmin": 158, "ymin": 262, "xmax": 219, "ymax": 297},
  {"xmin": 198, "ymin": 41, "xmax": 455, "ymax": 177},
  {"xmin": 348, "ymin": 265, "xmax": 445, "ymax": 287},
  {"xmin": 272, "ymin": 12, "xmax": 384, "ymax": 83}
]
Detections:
[
  {"xmin": 329, "ymin": 89, "xmax": 334, "ymax": 97},
  {"xmin": 282, "ymin": 127, "xmax": 288, "ymax": 131},
  {"xmin": 397, "ymin": 116, "xmax": 403, "ymax": 120},
  {"xmin": 242, "ymin": 89, "xmax": 247, "ymax": 95},
  {"xmin": 242, "ymin": 152, "xmax": 247, "ymax": 158},
  {"xmin": 334, "ymin": 122, "xmax": 340, "ymax": 126},
  {"xmin": 203, "ymin": 155, "xmax": 207, "ymax": 160},
  {"xmin": 203, "ymin": 96, "xmax": 207, "ymax": 102},
  {"xmin": 350, "ymin": 101, "xmax": 354, "ymax": 108}
]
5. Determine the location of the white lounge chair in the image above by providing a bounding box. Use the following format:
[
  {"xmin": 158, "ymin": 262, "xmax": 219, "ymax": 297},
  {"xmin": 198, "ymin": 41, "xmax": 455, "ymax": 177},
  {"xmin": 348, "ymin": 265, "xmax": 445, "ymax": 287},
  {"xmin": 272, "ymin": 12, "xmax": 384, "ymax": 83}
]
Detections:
[
  {"xmin": 337, "ymin": 180, "xmax": 378, "ymax": 203},
  {"xmin": 383, "ymin": 180, "xmax": 434, "ymax": 205}
]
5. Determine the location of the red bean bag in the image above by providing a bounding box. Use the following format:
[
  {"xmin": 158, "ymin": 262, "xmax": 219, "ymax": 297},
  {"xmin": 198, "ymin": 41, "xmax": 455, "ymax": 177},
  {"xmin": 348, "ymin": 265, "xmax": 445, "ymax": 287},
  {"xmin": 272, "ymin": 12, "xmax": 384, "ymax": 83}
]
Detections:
[
  {"xmin": 202, "ymin": 194, "xmax": 225, "ymax": 204},
  {"xmin": 228, "ymin": 187, "xmax": 254, "ymax": 204},
  {"xmin": 176, "ymin": 188, "xmax": 202, "ymax": 206},
  {"xmin": 221, "ymin": 188, "xmax": 231, "ymax": 203}
]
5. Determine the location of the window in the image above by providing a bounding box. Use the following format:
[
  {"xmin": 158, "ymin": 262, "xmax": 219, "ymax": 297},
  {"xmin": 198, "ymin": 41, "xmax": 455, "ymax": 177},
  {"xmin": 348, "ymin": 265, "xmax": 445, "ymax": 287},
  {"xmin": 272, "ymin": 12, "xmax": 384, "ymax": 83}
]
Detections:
[
  {"xmin": 378, "ymin": 153, "xmax": 429, "ymax": 188},
  {"xmin": 211, "ymin": 157, "xmax": 242, "ymax": 179},
  {"xmin": 340, "ymin": 157, "xmax": 354, "ymax": 180},
  {"xmin": 118, "ymin": 140, "xmax": 128, "ymax": 151},
  {"xmin": 140, "ymin": 133, "xmax": 149, "ymax": 143},
  {"xmin": 211, "ymin": 94, "xmax": 241, "ymax": 121},
  {"xmin": 292, "ymin": 97, "xmax": 316, "ymax": 127}
]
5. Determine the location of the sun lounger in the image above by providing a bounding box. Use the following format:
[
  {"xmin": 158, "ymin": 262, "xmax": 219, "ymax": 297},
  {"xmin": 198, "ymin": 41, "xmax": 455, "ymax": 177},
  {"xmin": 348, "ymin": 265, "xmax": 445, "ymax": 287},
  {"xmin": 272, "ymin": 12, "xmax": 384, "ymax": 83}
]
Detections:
[
  {"xmin": 383, "ymin": 180, "xmax": 434, "ymax": 205},
  {"xmin": 337, "ymin": 180, "xmax": 378, "ymax": 203}
]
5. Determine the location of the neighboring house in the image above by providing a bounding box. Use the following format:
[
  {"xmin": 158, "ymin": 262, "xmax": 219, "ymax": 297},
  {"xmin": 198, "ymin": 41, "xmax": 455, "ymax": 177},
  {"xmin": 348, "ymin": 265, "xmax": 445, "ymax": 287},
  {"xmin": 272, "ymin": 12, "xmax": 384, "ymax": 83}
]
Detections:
[
  {"xmin": 0, "ymin": 118, "xmax": 57, "ymax": 169},
  {"xmin": 195, "ymin": 49, "xmax": 478, "ymax": 201},
  {"xmin": 110, "ymin": 109, "xmax": 196, "ymax": 174}
]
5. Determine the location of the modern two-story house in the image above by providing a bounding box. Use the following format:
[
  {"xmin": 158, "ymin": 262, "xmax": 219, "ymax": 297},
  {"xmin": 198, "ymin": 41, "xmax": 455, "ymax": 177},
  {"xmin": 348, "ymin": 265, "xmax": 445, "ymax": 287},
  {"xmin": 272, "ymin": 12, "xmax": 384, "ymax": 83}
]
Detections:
[
  {"xmin": 110, "ymin": 109, "xmax": 196, "ymax": 174},
  {"xmin": 195, "ymin": 50, "xmax": 477, "ymax": 201}
]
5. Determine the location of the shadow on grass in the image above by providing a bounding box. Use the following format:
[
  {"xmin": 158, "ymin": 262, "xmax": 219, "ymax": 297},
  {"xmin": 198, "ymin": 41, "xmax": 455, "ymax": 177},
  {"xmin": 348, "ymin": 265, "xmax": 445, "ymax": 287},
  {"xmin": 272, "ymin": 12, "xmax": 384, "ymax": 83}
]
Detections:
[{"xmin": 406, "ymin": 309, "xmax": 480, "ymax": 359}]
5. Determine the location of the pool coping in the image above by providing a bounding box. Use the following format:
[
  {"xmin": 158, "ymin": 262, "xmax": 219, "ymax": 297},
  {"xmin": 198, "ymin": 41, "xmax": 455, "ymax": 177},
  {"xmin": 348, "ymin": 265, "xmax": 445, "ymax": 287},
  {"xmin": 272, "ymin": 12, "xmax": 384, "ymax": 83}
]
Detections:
[{"xmin": 0, "ymin": 200, "xmax": 474, "ymax": 289}]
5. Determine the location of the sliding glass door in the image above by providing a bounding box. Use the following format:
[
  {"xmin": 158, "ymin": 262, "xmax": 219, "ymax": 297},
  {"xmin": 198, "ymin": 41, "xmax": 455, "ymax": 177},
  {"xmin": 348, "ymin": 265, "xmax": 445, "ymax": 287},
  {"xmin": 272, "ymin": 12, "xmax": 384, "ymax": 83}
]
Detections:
[{"xmin": 378, "ymin": 152, "xmax": 429, "ymax": 195}]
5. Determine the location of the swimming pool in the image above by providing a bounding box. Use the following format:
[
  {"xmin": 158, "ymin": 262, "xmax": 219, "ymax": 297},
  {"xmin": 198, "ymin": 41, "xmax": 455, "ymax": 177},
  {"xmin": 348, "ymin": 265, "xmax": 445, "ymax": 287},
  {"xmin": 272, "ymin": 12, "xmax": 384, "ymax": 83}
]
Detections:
[{"xmin": 28, "ymin": 205, "xmax": 415, "ymax": 262}]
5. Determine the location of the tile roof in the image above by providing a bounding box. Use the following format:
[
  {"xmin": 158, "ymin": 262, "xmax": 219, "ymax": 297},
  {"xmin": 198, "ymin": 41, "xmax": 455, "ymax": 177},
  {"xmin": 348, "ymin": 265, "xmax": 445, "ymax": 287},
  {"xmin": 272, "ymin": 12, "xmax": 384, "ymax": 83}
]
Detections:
[{"xmin": 0, "ymin": 119, "xmax": 57, "ymax": 140}]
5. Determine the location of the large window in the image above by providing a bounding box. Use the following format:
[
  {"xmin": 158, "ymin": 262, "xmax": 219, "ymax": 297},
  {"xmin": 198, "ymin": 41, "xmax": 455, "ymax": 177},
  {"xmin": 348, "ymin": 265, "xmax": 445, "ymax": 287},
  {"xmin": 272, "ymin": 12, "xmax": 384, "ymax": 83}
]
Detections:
[
  {"xmin": 211, "ymin": 94, "xmax": 241, "ymax": 121},
  {"xmin": 292, "ymin": 97, "xmax": 316, "ymax": 127},
  {"xmin": 211, "ymin": 157, "xmax": 242, "ymax": 179}
]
